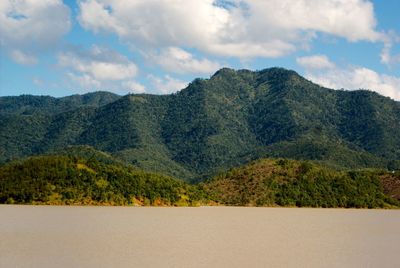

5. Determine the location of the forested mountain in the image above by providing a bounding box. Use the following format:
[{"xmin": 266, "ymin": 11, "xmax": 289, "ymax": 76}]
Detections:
[
  {"xmin": 0, "ymin": 91, "xmax": 120, "ymax": 115},
  {"xmin": 1, "ymin": 68, "xmax": 400, "ymax": 181}
]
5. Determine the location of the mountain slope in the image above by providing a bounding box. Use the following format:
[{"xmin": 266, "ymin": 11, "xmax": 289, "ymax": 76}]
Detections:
[
  {"xmin": 0, "ymin": 91, "xmax": 120, "ymax": 115},
  {"xmin": 1, "ymin": 68, "xmax": 399, "ymax": 180},
  {"xmin": 2, "ymin": 152, "xmax": 399, "ymax": 208}
]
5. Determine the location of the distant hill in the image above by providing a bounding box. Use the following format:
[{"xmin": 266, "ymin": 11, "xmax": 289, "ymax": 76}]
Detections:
[
  {"xmin": 1, "ymin": 68, "xmax": 400, "ymax": 181},
  {"xmin": 0, "ymin": 91, "xmax": 120, "ymax": 115}
]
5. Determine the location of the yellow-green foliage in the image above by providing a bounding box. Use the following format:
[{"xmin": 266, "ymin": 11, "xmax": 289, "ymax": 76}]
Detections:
[
  {"xmin": 0, "ymin": 155, "xmax": 204, "ymax": 206},
  {"xmin": 1, "ymin": 153, "xmax": 398, "ymax": 208},
  {"xmin": 95, "ymin": 178, "xmax": 109, "ymax": 189},
  {"xmin": 76, "ymin": 163, "xmax": 96, "ymax": 174},
  {"xmin": 205, "ymin": 158, "xmax": 400, "ymax": 208}
]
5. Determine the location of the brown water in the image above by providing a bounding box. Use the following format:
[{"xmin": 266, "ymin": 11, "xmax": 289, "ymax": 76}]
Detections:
[{"xmin": 1, "ymin": 206, "xmax": 399, "ymax": 268}]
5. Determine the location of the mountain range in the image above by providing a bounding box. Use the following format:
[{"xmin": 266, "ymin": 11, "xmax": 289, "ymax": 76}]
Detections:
[{"xmin": 1, "ymin": 67, "xmax": 400, "ymax": 182}]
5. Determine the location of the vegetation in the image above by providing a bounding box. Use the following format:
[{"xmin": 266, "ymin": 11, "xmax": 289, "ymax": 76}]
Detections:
[
  {"xmin": 0, "ymin": 151, "xmax": 206, "ymax": 206},
  {"xmin": 1, "ymin": 67, "xmax": 400, "ymax": 194},
  {"xmin": 0, "ymin": 91, "xmax": 120, "ymax": 116},
  {"xmin": 0, "ymin": 148, "xmax": 399, "ymax": 208},
  {"xmin": 2, "ymin": 68, "xmax": 399, "ymax": 207},
  {"xmin": 1, "ymin": 68, "xmax": 399, "ymax": 181},
  {"xmin": 205, "ymin": 158, "xmax": 400, "ymax": 208}
]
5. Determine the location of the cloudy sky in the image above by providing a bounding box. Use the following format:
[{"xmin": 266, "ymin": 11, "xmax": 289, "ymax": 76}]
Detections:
[{"xmin": 0, "ymin": 0, "xmax": 399, "ymax": 100}]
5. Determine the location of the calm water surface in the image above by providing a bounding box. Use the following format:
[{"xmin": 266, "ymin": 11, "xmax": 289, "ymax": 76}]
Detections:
[{"xmin": 1, "ymin": 206, "xmax": 399, "ymax": 268}]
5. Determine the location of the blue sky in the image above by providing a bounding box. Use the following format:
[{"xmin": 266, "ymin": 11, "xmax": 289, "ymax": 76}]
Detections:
[{"xmin": 0, "ymin": 0, "xmax": 399, "ymax": 99}]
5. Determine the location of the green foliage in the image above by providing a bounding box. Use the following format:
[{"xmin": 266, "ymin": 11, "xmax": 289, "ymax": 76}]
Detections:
[
  {"xmin": 0, "ymin": 92, "xmax": 120, "ymax": 115},
  {"xmin": 0, "ymin": 152, "xmax": 399, "ymax": 208},
  {"xmin": 1, "ymin": 68, "xmax": 399, "ymax": 181},
  {"xmin": 0, "ymin": 154, "xmax": 204, "ymax": 206},
  {"xmin": 205, "ymin": 158, "xmax": 400, "ymax": 208}
]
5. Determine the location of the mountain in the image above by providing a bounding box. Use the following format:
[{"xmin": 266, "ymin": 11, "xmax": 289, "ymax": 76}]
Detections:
[
  {"xmin": 1, "ymin": 68, "xmax": 400, "ymax": 181},
  {"xmin": 0, "ymin": 91, "xmax": 120, "ymax": 162},
  {"xmin": 203, "ymin": 158, "xmax": 400, "ymax": 208},
  {"xmin": 0, "ymin": 91, "xmax": 120, "ymax": 115}
]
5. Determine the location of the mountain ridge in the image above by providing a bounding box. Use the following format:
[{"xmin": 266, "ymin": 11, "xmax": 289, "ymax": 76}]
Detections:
[{"xmin": 1, "ymin": 67, "xmax": 399, "ymax": 181}]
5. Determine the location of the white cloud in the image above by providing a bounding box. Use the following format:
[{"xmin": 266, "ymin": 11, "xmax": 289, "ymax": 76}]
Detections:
[
  {"xmin": 67, "ymin": 72, "xmax": 101, "ymax": 88},
  {"xmin": 78, "ymin": 0, "xmax": 229, "ymax": 49},
  {"xmin": 0, "ymin": 0, "xmax": 71, "ymax": 64},
  {"xmin": 296, "ymin": 55, "xmax": 335, "ymax": 70},
  {"xmin": 10, "ymin": 50, "xmax": 38, "ymax": 65},
  {"xmin": 245, "ymin": 0, "xmax": 380, "ymax": 42},
  {"xmin": 78, "ymin": 0, "xmax": 382, "ymax": 59},
  {"xmin": 59, "ymin": 45, "xmax": 138, "ymax": 81},
  {"xmin": 148, "ymin": 74, "xmax": 188, "ymax": 94},
  {"xmin": 59, "ymin": 45, "xmax": 145, "ymax": 93},
  {"xmin": 380, "ymin": 31, "xmax": 400, "ymax": 66},
  {"xmin": 122, "ymin": 80, "xmax": 146, "ymax": 94},
  {"xmin": 299, "ymin": 55, "xmax": 400, "ymax": 100},
  {"xmin": 147, "ymin": 47, "xmax": 221, "ymax": 74},
  {"xmin": 32, "ymin": 77, "xmax": 44, "ymax": 86}
]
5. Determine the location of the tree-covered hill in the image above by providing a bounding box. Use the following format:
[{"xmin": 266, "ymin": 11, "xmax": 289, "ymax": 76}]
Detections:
[
  {"xmin": 0, "ymin": 150, "xmax": 203, "ymax": 206},
  {"xmin": 204, "ymin": 158, "xmax": 400, "ymax": 208},
  {"xmin": 1, "ymin": 152, "xmax": 399, "ymax": 208},
  {"xmin": 1, "ymin": 68, "xmax": 400, "ymax": 181}
]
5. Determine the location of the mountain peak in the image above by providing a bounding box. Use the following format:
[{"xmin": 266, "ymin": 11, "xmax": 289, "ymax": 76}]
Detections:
[
  {"xmin": 1, "ymin": 67, "xmax": 400, "ymax": 180},
  {"xmin": 211, "ymin": 67, "xmax": 237, "ymax": 77}
]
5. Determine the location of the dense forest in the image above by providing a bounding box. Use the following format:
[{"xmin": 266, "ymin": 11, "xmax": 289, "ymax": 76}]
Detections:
[
  {"xmin": 205, "ymin": 158, "xmax": 400, "ymax": 208},
  {"xmin": 1, "ymin": 67, "xmax": 400, "ymax": 208},
  {"xmin": 1, "ymin": 68, "xmax": 400, "ymax": 182},
  {"xmin": 0, "ymin": 147, "xmax": 206, "ymax": 206},
  {"xmin": 0, "ymin": 148, "xmax": 399, "ymax": 208}
]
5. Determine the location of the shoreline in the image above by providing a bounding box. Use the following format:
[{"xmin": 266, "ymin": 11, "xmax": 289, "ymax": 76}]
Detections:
[{"xmin": 1, "ymin": 204, "xmax": 398, "ymax": 210}]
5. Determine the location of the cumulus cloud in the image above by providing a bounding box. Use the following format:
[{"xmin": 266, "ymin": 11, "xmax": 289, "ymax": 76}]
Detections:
[
  {"xmin": 0, "ymin": 0, "xmax": 71, "ymax": 64},
  {"xmin": 59, "ymin": 45, "xmax": 138, "ymax": 81},
  {"xmin": 78, "ymin": 0, "xmax": 382, "ymax": 59},
  {"xmin": 296, "ymin": 55, "xmax": 335, "ymax": 70},
  {"xmin": 148, "ymin": 74, "xmax": 188, "ymax": 94},
  {"xmin": 380, "ymin": 31, "xmax": 400, "ymax": 66},
  {"xmin": 10, "ymin": 50, "xmax": 38, "ymax": 65},
  {"xmin": 146, "ymin": 47, "xmax": 221, "ymax": 74},
  {"xmin": 245, "ymin": 0, "xmax": 380, "ymax": 42},
  {"xmin": 59, "ymin": 45, "xmax": 145, "ymax": 93},
  {"xmin": 78, "ymin": 0, "xmax": 229, "ymax": 49},
  {"xmin": 122, "ymin": 80, "xmax": 146, "ymax": 94},
  {"xmin": 298, "ymin": 55, "xmax": 400, "ymax": 101}
]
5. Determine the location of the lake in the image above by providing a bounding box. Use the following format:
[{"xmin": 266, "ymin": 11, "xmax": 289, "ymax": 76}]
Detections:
[{"xmin": 1, "ymin": 206, "xmax": 399, "ymax": 268}]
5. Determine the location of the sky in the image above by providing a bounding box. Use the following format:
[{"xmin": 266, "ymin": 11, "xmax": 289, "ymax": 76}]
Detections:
[{"xmin": 0, "ymin": 0, "xmax": 399, "ymax": 100}]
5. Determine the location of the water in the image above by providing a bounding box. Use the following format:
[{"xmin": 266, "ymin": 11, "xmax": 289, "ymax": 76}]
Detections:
[{"xmin": 1, "ymin": 206, "xmax": 399, "ymax": 268}]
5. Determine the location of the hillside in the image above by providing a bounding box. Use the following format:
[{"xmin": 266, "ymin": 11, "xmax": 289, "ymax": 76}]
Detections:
[
  {"xmin": 1, "ymin": 151, "xmax": 399, "ymax": 208},
  {"xmin": 0, "ymin": 148, "xmax": 203, "ymax": 206},
  {"xmin": 1, "ymin": 68, "xmax": 400, "ymax": 181},
  {"xmin": 204, "ymin": 158, "xmax": 400, "ymax": 208}
]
